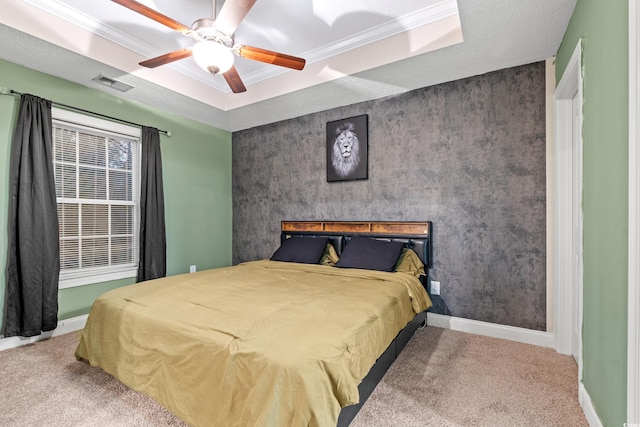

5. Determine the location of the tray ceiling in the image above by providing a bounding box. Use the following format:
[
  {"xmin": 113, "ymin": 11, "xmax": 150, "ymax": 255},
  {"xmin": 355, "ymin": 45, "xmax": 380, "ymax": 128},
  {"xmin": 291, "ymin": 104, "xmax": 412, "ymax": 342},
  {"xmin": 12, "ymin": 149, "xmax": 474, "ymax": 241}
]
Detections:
[{"xmin": 0, "ymin": 0, "xmax": 576, "ymax": 131}]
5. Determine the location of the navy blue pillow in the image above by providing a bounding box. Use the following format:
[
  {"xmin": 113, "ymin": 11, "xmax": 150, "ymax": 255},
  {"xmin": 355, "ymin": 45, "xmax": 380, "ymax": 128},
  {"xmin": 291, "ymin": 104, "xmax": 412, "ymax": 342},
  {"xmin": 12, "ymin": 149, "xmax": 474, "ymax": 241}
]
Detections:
[
  {"xmin": 335, "ymin": 236, "xmax": 405, "ymax": 272},
  {"xmin": 270, "ymin": 237, "xmax": 329, "ymax": 264}
]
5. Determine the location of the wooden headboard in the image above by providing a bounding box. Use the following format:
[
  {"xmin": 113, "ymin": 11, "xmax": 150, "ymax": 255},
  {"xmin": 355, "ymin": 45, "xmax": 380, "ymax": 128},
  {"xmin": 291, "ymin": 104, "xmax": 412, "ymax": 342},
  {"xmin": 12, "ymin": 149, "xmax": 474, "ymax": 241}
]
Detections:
[{"xmin": 281, "ymin": 221, "xmax": 432, "ymax": 269}]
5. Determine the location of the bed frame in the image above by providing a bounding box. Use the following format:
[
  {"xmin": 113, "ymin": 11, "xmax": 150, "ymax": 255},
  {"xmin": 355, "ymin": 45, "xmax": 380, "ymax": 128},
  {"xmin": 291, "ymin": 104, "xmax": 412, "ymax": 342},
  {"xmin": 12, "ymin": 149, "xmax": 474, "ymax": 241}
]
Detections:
[{"xmin": 280, "ymin": 221, "xmax": 432, "ymax": 426}]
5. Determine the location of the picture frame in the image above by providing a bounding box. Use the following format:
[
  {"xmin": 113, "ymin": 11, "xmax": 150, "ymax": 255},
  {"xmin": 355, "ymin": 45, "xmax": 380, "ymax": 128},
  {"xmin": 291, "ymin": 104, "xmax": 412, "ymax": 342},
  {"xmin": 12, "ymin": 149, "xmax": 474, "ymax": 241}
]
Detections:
[{"xmin": 326, "ymin": 114, "xmax": 368, "ymax": 182}]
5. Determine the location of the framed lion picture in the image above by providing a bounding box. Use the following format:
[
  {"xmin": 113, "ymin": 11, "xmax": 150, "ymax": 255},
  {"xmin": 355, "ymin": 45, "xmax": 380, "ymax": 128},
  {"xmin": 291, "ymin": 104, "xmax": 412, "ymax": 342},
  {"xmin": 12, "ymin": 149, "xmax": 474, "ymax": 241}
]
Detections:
[{"xmin": 326, "ymin": 114, "xmax": 368, "ymax": 182}]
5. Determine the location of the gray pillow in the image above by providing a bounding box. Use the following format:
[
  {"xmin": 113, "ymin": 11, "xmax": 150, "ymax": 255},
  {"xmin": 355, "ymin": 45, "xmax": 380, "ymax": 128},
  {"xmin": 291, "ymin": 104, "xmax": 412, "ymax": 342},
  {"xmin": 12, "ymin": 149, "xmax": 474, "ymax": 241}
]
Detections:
[
  {"xmin": 335, "ymin": 236, "xmax": 405, "ymax": 272},
  {"xmin": 270, "ymin": 237, "xmax": 329, "ymax": 264}
]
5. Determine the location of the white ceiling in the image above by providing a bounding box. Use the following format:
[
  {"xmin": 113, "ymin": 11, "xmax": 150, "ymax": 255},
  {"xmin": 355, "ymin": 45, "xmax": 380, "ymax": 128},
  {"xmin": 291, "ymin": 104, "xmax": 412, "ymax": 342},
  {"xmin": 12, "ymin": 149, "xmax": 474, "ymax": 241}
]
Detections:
[{"xmin": 0, "ymin": 0, "xmax": 576, "ymax": 132}]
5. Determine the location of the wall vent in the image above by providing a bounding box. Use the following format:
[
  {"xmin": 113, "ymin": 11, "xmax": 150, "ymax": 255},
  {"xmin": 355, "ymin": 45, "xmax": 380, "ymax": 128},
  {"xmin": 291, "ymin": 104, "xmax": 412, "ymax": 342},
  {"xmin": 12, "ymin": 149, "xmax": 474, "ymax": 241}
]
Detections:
[{"xmin": 92, "ymin": 75, "xmax": 134, "ymax": 92}]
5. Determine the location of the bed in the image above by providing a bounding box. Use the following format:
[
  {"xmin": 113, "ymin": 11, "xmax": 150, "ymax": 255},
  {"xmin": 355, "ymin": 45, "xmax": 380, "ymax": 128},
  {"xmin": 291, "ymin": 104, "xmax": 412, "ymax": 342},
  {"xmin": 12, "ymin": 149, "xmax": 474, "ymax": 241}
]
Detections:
[{"xmin": 75, "ymin": 221, "xmax": 433, "ymax": 427}]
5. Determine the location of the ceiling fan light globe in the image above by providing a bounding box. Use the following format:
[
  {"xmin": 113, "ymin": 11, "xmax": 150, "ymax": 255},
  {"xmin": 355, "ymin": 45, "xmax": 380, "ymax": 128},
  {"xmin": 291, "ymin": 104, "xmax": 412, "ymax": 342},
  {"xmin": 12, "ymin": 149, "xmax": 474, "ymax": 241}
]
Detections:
[{"xmin": 192, "ymin": 40, "xmax": 234, "ymax": 74}]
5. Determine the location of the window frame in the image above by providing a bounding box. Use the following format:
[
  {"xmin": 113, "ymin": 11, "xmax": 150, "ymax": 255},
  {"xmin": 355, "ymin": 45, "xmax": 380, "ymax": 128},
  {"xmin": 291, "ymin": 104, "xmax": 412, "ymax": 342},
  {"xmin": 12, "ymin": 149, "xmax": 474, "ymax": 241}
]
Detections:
[{"xmin": 52, "ymin": 107, "xmax": 142, "ymax": 289}]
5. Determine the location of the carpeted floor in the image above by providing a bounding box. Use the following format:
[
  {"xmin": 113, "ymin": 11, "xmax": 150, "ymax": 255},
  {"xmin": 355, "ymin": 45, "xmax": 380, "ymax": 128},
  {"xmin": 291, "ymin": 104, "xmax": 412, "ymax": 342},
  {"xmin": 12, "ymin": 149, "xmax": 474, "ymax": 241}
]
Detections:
[
  {"xmin": 350, "ymin": 327, "xmax": 588, "ymax": 427},
  {"xmin": 0, "ymin": 332, "xmax": 185, "ymax": 427},
  {"xmin": 0, "ymin": 326, "xmax": 588, "ymax": 426}
]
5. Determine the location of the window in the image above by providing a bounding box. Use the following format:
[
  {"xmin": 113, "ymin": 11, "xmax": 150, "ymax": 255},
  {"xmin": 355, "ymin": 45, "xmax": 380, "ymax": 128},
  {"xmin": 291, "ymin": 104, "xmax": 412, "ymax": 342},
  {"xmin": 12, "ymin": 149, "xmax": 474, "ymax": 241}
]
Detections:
[{"xmin": 52, "ymin": 108, "xmax": 141, "ymax": 288}]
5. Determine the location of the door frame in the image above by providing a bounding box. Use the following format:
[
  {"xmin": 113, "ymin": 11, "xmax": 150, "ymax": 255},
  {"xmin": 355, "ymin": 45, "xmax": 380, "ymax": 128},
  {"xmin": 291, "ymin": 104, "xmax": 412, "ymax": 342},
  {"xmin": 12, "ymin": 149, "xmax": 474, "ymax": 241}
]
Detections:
[
  {"xmin": 628, "ymin": 0, "xmax": 640, "ymax": 422},
  {"xmin": 554, "ymin": 40, "xmax": 583, "ymax": 378}
]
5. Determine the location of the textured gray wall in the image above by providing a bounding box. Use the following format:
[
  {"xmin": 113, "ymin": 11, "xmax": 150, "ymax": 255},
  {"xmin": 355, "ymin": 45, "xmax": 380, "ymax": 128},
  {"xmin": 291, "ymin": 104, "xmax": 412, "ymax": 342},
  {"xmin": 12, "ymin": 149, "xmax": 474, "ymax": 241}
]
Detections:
[{"xmin": 232, "ymin": 62, "xmax": 546, "ymax": 330}]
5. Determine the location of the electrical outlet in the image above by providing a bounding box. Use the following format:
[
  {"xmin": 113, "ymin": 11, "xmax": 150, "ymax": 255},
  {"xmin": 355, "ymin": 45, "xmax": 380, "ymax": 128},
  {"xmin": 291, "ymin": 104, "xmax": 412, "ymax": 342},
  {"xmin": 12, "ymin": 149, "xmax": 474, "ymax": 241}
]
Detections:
[
  {"xmin": 189, "ymin": 265, "xmax": 196, "ymax": 273},
  {"xmin": 430, "ymin": 280, "xmax": 440, "ymax": 295}
]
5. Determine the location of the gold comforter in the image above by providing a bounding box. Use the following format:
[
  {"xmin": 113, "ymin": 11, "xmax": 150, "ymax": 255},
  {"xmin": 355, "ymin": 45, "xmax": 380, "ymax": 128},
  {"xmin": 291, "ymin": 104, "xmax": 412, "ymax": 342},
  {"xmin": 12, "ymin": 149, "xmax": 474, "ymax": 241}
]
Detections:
[{"xmin": 76, "ymin": 260, "xmax": 432, "ymax": 427}]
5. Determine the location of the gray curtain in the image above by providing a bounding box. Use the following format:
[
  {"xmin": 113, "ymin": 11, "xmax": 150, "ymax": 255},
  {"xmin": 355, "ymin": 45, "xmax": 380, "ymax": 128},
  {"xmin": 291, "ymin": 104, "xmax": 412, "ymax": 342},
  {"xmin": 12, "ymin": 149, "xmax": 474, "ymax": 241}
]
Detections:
[
  {"xmin": 136, "ymin": 126, "xmax": 166, "ymax": 282},
  {"xmin": 3, "ymin": 94, "xmax": 59, "ymax": 338}
]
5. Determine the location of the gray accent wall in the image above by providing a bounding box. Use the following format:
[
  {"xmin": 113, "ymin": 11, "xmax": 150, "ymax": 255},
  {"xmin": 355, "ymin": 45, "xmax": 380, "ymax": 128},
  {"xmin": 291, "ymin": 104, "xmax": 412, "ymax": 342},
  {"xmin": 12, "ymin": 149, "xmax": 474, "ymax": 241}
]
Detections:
[{"xmin": 232, "ymin": 61, "xmax": 546, "ymax": 331}]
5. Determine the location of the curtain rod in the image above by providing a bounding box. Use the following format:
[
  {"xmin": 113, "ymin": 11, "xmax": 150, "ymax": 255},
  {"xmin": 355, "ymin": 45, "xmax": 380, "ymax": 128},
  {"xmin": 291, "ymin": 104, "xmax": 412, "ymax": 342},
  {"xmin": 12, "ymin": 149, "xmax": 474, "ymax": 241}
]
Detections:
[{"xmin": 1, "ymin": 87, "xmax": 171, "ymax": 137}]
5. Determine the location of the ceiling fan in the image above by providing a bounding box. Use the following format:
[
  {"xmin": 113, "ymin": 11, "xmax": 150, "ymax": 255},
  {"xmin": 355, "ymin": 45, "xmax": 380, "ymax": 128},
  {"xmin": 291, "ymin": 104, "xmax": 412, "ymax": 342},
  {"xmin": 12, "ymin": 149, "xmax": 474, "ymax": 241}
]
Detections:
[{"xmin": 111, "ymin": 0, "xmax": 306, "ymax": 93}]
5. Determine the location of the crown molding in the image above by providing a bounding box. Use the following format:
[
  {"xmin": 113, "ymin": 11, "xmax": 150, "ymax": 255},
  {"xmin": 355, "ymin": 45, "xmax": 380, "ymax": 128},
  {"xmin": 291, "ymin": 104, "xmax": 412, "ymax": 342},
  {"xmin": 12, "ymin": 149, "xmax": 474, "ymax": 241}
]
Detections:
[{"xmin": 26, "ymin": 0, "xmax": 459, "ymax": 90}]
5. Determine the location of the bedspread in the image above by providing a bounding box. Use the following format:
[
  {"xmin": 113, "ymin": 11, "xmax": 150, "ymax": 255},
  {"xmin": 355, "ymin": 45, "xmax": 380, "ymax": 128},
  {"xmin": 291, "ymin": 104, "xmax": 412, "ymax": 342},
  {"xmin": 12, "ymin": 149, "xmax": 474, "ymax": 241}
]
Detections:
[{"xmin": 75, "ymin": 260, "xmax": 431, "ymax": 427}]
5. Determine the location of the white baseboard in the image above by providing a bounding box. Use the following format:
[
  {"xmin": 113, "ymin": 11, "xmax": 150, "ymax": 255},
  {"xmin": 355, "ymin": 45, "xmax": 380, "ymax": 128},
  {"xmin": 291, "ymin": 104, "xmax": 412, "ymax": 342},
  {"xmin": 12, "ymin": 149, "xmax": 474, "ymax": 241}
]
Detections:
[
  {"xmin": 1, "ymin": 313, "xmax": 597, "ymax": 424},
  {"xmin": 3, "ymin": 313, "xmax": 554, "ymax": 352},
  {"xmin": 579, "ymin": 382, "xmax": 604, "ymax": 427},
  {"xmin": 426, "ymin": 313, "xmax": 556, "ymax": 348},
  {"xmin": 0, "ymin": 314, "xmax": 88, "ymax": 352}
]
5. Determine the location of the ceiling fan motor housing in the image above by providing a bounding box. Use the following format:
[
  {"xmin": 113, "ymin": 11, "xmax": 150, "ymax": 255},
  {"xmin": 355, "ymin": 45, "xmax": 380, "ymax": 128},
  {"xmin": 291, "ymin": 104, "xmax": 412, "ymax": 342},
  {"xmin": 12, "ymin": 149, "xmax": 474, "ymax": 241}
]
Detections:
[{"xmin": 191, "ymin": 18, "xmax": 234, "ymax": 47}]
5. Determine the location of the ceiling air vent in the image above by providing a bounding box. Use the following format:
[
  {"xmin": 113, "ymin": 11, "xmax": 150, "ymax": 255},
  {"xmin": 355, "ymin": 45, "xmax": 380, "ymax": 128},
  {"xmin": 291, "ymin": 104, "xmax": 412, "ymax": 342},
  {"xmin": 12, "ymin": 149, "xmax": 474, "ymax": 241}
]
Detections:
[{"xmin": 92, "ymin": 75, "xmax": 134, "ymax": 92}]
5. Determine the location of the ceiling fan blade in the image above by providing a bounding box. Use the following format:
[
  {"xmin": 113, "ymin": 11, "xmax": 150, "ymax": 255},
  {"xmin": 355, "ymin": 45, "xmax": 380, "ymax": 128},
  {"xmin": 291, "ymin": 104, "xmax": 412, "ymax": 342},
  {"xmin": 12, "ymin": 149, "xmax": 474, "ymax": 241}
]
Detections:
[
  {"xmin": 215, "ymin": 0, "xmax": 257, "ymax": 36},
  {"xmin": 223, "ymin": 66, "xmax": 247, "ymax": 93},
  {"xmin": 139, "ymin": 48, "xmax": 193, "ymax": 68},
  {"xmin": 237, "ymin": 45, "xmax": 306, "ymax": 70},
  {"xmin": 111, "ymin": 0, "xmax": 191, "ymax": 34}
]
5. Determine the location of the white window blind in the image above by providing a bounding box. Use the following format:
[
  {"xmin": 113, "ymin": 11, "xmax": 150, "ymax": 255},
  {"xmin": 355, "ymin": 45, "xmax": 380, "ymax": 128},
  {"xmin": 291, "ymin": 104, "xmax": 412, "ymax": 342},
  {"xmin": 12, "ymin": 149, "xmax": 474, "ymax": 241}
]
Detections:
[{"xmin": 52, "ymin": 108, "xmax": 141, "ymax": 288}]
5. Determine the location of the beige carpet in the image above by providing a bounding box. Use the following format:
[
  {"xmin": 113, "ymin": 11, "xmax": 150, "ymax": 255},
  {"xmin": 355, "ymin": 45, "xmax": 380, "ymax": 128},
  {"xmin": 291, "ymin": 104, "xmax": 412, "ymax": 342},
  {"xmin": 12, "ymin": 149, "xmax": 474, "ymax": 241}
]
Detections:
[
  {"xmin": 351, "ymin": 327, "xmax": 588, "ymax": 427},
  {"xmin": 0, "ymin": 331, "xmax": 186, "ymax": 427},
  {"xmin": 0, "ymin": 327, "xmax": 587, "ymax": 426}
]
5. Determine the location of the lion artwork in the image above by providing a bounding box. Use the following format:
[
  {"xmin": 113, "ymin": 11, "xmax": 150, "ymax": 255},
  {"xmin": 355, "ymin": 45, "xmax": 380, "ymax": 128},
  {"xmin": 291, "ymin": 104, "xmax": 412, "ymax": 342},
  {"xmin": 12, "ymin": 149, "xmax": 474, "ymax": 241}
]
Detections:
[{"xmin": 331, "ymin": 122, "xmax": 360, "ymax": 177}]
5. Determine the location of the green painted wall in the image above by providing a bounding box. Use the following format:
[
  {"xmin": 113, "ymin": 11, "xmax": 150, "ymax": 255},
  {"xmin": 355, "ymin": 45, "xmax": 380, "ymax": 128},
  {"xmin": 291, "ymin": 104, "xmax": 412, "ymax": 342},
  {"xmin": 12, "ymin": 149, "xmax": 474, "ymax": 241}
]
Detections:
[
  {"xmin": 556, "ymin": 1, "xmax": 628, "ymax": 425},
  {"xmin": 0, "ymin": 58, "xmax": 232, "ymax": 329}
]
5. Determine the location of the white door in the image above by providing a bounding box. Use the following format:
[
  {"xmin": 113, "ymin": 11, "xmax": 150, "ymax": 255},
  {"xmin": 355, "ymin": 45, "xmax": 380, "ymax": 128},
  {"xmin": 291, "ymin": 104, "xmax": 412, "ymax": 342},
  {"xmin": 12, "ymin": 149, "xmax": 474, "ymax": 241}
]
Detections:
[{"xmin": 554, "ymin": 40, "xmax": 583, "ymax": 378}]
